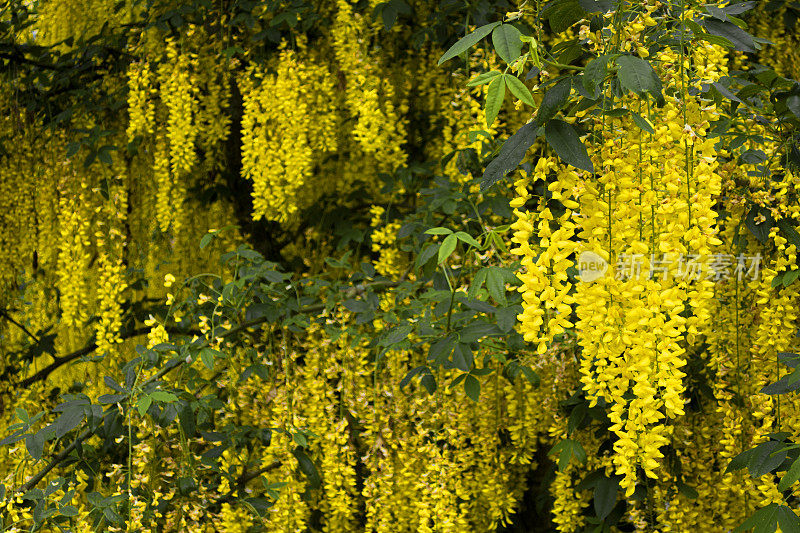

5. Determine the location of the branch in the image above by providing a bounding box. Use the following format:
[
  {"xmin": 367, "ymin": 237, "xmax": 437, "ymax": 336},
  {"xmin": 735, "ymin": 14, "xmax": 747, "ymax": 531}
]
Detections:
[
  {"xmin": 19, "ymin": 426, "xmax": 92, "ymax": 493},
  {"xmin": 234, "ymin": 461, "xmax": 282, "ymax": 494},
  {"xmin": 204, "ymin": 460, "xmax": 283, "ymax": 513},
  {"xmin": 0, "ymin": 51, "xmax": 68, "ymax": 71},
  {"xmin": 0, "ymin": 310, "xmax": 40, "ymax": 344},
  {"xmin": 20, "ymin": 327, "xmax": 152, "ymax": 388},
  {"xmin": 15, "ymin": 316, "xmax": 271, "ymax": 493}
]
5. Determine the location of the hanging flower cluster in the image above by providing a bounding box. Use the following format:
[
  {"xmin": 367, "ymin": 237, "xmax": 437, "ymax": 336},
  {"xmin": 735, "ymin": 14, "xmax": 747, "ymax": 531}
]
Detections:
[
  {"xmin": 126, "ymin": 61, "xmax": 155, "ymax": 139},
  {"xmin": 331, "ymin": 0, "xmax": 407, "ymax": 173},
  {"xmin": 160, "ymin": 39, "xmax": 199, "ymax": 177},
  {"xmin": 240, "ymin": 44, "xmax": 339, "ymax": 223}
]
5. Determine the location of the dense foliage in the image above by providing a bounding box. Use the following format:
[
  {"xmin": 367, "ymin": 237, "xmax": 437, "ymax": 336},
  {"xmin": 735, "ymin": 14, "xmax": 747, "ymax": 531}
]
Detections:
[{"xmin": 1, "ymin": 0, "xmax": 800, "ymax": 531}]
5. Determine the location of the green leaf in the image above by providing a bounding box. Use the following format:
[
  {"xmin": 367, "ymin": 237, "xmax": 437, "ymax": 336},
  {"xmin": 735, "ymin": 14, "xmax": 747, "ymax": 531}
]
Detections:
[
  {"xmin": 83, "ymin": 150, "xmax": 97, "ymax": 168},
  {"xmin": 468, "ymin": 268, "xmax": 489, "ymax": 299},
  {"xmin": 467, "ymin": 70, "xmax": 502, "ymax": 87},
  {"xmin": 0, "ymin": 428, "xmax": 30, "ymax": 446},
  {"xmin": 578, "ymin": 0, "xmax": 613, "ymax": 13},
  {"xmin": 716, "ymin": 2, "xmax": 758, "ymax": 16},
  {"xmin": 15, "ymin": 408, "xmax": 29, "ymax": 422},
  {"xmin": 616, "ymin": 55, "xmax": 662, "ymax": 99},
  {"xmin": 448, "ymin": 372, "xmax": 467, "ymax": 387},
  {"xmin": 464, "ymin": 375, "xmax": 480, "ymax": 402},
  {"xmin": 726, "ymin": 447, "xmax": 755, "ymax": 473},
  {"xmin": 200, "ymin": 348, "xmax": 215, "ymax": 370},
  {"xmin": 594, "ymin": 474, "xmax": 619, "ymax": 520},
  {"xmin": 462, "ymin": 298, "xmax": 496, "ymax": 314},
  {"xmin": 102, "ymin": 506, "xmax": 123, "ymax": 524},
  {"xmin": 492, "ymin": 24, "xmax": 523, "ymax": 64},
  {"xmin": 65, "ymin": 142, "xmax": 81, "ymax": 159},
  {"xmin": 705, "ymin": 4, "xmax": 731, "ymax": 21},
  {"xmin": 400, "ymin": 366, "xmax": 430, "ymax": 389},
  {"xmin": 495, "ymin": 304, "xmax": 522, "ymax": 333},
  {"xmin": 761, "ymin": 371, "xmax": 800, "ymax": 395},
  {"xmin": 787, "ymin": 95, "xmax": 800, "ymax": 119},
  {"xmin": 438, "ymin": 233, "xmax": 458, "ymax": 264},
  {"xmin": 485, "ymin": 74, "xmax": 506, "ymax": 128},
  {"xmin": 97, "ymin": 146, "xmax": 114, "ymax": 166},
  {"xmin": 545, "ymin": 119, "xmax": 594, "ymax": 173},
  {"xmin": 459, "ymin": 321, "xmax": 502, "ymax": 343},
  {"xmin": 438, "ymin": 22, "xmax": 501, "ymax": 65},
  {"xmin": 292, "ymin": 447, "xmax": 321, "ymax": 489},
  {"xmin": 631, "ymin": 112, "xmax": 655, "ymax": 134},
  {"xmin": 777, "ymin": 219, "xmax": 800, "ymax": 249},
  {"xmin": 779, "ymin": 352, "xmax": 800, "ymax": 369},
  {"xmin": 492, "ymin": 231, "xmax": 509, "ymax": 253},
  {"xmin": 481, "ymin": 121, "xmax": 538, "ymax": 192},
  {"xmin": 748, "ymin": 441, "xmax": 787, "ymax": 477},
  {"xmin": 486, "ymin": 266, "xmax": 508, "ymax": 307},
  {"xmin": 520, "ymin": 365, "xmax": 540, "ymax": 387},
  {"xmin": 150, "ymin": 391, "xmax": 178, "ymax": 403},
  {"xmin": 425, "ymin": 227, "xmax": 453, "ymax": 235},
  {"xmin": 199, "ymin": 233, "xmax": 214, "ymax": 249},
  {"xmin": 740, "ymin": 149, "xmax": 767, "ymax": 165},
  {"xmin": 343, "ymin": 299, "xmax": 369, "ymax": 313},
  {"xmin": 746, "ymin": 206, "xmax": 773, "ymax": 245},
  {"xmin": 454, "ymin": 231, "xmax": 481, "ymax": 248},
  {"xmin": 25, "ymin": 432, "xmax": 44, "ymax": 460},
  {"xmin": 104, "ymin": 376, "xmax": 125, "ymax": 393},
  {"xmin": 136, "ymin": 395, "xmax": 152, "ymax": 416},
  {"xmin": 549, "ymin": 438, "xmax": 586, "ymax": 471},
  {"xmin": 179, "ymin": 403, "xmax": 196, "ymax": 438},
  {"xmin": 545, "ymin": 0, "xmax": 584, "ymax": 33},
  {"xmin": 697, "ymin": 32, "xmax": 735, "ymax": 49},
  {"xmin": 98, "ymin": 393, "xmax": 128, "ymax": 404},
  {"xmin": 702, "ymin": 19, "xmax": 756, "ymax": 53},
  {"xmin": 777, "ymin": 506, "xmax": 800, "ymax": 533},
  {"xmin": 383, "ymin": 323, "xmax": 413, "ymax": 346},
  {"xmin": 575, "ymin": 469, "xmax": 604, "ymax": 491},
  {"xmin": 293, "ymin": 431, "xmax": 308, "ymax": 447},
  {"xmin": 428, "ymin": 336, "xmax": 456, "ymax": 366},
  {"xmin": 733, "ymin": 503, "xmax": 779, "ymax": 533},
  {"xmin": 223, "ymin": 46, "xmax": 245, "ymax": 59},
  {"xmin": 778, "ymin": 457, "xmax": 800, "ymax": 491},
  {"xmin": 420, "ymin": 374, "xmax": 437, "ymax": 394},
  {"xmin": 60, "ymin": 505, "xmax": 79, "ymax": 517},
  {"xmin": 535, "ymin": 77, "xmax": 572, "ymax": 127},
  {"xmin": 452, "ymin": 343, "xmax": 474, "ymax": 371},
  {"xmin": 567, "ymin": 402, "xmax": 587, "ymax": 435},
  {"xmin": 240, "ymin": 497, "xmax": 271, "ymax": 518},
  {"xmin": 683, "ymin": 18, "xmax": 705, "ymax": 35},
  {"xmin": 381, "ymin": 3, "xmax": 398, "ymax": 29},
  {"xmin": 504, "ymin": 75, "xmax": 535, "ymax": 107},
  {"xmin": 53, "ymin": 408, "xmax": 85, "ymax": 439},
  {"xmin": 416, "ymin": 243, "xmax": 440, "ymax": 268},
  {"xmin": 604, "ymin": 108, "xmax": 630, "ymax": 118},
  {"xmin": 583, "ymin": 55, "xmax": 609, "ymax": 96}
]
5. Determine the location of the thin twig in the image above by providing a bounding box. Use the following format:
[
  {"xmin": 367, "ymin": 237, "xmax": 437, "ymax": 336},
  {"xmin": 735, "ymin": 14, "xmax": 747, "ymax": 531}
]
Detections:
[{"xmin": 1, "ymin": 310, "xmax": 40, "ymax": 344}]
